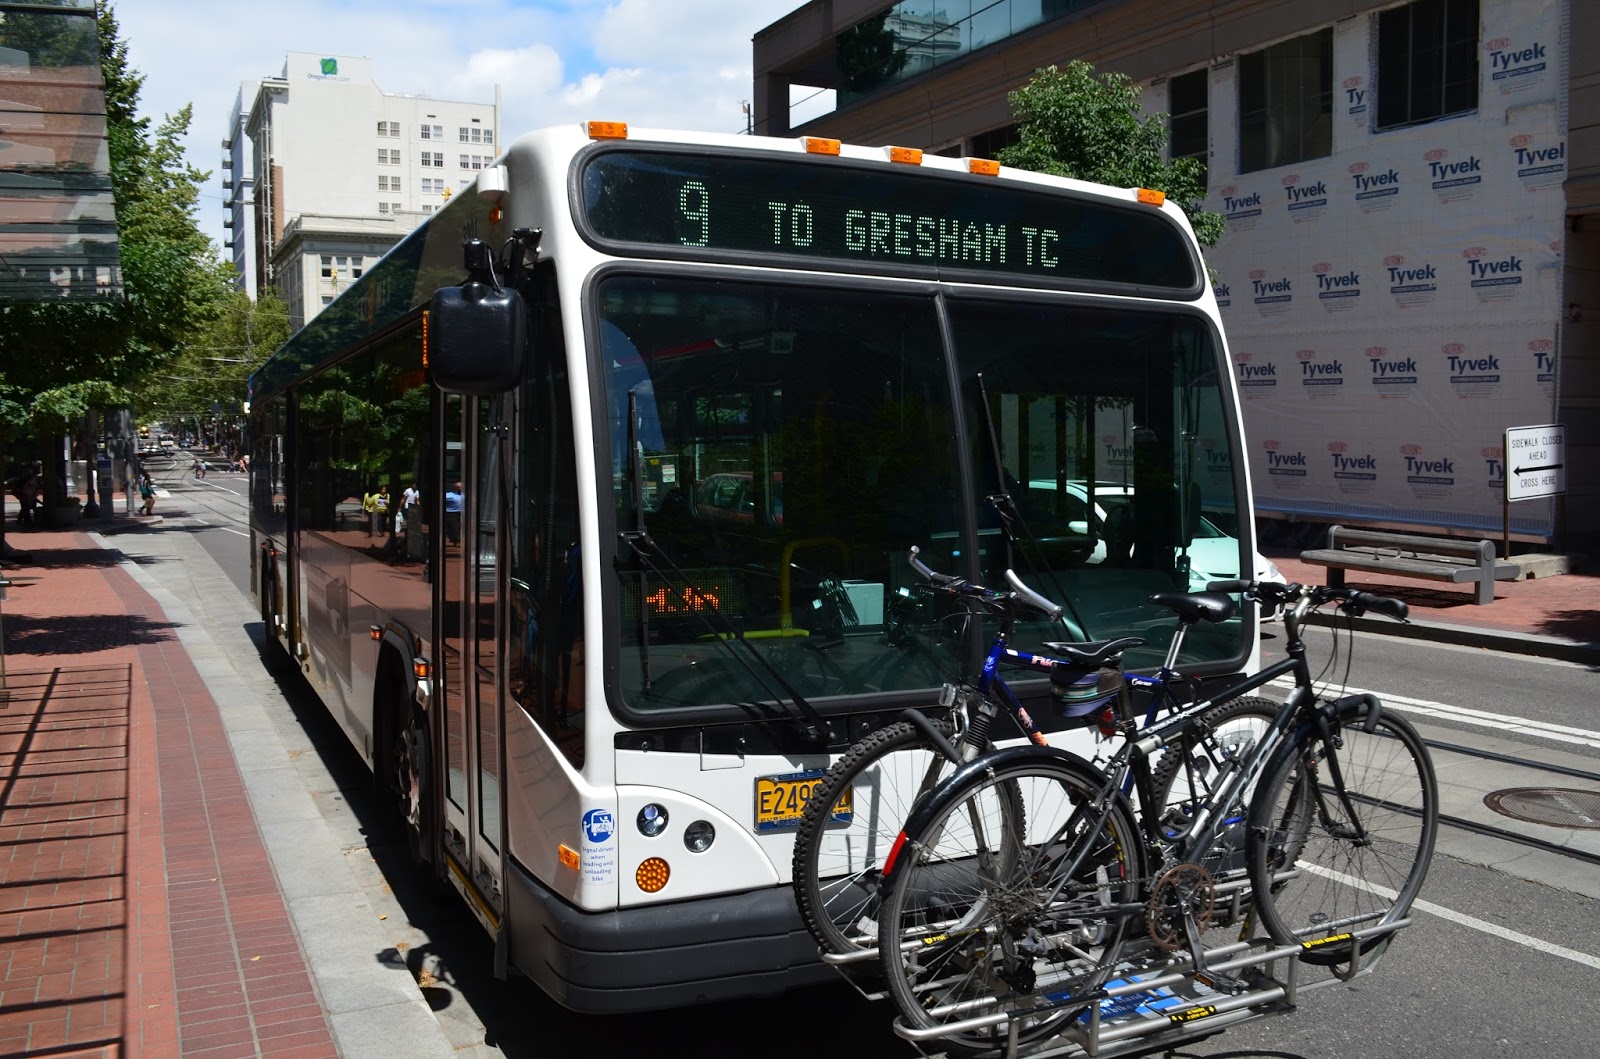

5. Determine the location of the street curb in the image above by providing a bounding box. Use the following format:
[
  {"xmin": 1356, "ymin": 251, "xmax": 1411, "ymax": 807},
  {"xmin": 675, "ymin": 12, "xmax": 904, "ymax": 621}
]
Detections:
[{"xmin": 1304, "ymin": 609, "xmax": 1600, "ymax": 666}]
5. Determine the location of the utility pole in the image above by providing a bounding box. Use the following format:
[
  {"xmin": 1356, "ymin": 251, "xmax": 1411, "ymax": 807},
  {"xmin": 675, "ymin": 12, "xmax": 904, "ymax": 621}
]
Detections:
[{"xmin": 742, "ymin": 101, "xmax": 752, "ymax": 136}]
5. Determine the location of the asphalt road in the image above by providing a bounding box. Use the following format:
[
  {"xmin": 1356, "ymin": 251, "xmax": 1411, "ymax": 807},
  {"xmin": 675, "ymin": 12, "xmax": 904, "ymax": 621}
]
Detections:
[{"xmin": 154, "ymin": 472, "xmax": 1600, "ymax": 1058}]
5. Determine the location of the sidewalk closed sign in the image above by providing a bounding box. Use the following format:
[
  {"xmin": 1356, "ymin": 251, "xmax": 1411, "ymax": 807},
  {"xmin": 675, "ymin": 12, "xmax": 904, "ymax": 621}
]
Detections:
[{"xmin": 1504, "ymin": 424, "xmax": 1565, "ymax": 502}]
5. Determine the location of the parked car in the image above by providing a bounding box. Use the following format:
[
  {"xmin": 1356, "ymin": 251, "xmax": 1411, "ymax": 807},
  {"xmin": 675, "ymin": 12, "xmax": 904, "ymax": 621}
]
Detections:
[{"xmin": 1027, "ymin": 480, "xmax": 1285, "ymax": 613}]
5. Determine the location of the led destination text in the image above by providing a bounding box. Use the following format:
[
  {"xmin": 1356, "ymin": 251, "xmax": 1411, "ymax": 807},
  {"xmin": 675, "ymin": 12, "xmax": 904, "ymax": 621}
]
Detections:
[{"xmin": 582, "ymin": 150, "xmax": 1197, "ymax": 290}]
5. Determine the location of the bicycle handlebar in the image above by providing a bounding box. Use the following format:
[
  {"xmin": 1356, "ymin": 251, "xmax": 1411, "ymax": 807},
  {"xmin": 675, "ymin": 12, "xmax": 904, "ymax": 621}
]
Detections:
[
  {"xmin": 1206, "ymin": 579, "xmax": 1408, "ymax": 623},
  {"xmin": 906, "ymin": 546, "xmax": 1063, "ymax": 620}
]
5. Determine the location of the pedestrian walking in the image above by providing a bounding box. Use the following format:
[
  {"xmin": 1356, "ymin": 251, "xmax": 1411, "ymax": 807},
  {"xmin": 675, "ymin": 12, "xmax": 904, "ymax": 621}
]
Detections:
[
  {"xmin": 138, "ymin": 472, "xmax": 157, "ymax": 516},
  {"xmin": 444, "ymin": 481, "xmax": 463, "ymax": 544},
  {"xmin": 15, "ymin": 469, "xmax": 39, "ymax": 529},
  {"xmin": 362, "ymin": 485, "xmax": 381, "ymax": 537}
]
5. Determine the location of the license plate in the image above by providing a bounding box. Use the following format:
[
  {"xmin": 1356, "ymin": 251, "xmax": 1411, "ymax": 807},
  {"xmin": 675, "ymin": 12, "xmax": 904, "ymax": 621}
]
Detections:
[{"xmin": 754, "ymin": 769, "xmax": 853, "ymax": 833}]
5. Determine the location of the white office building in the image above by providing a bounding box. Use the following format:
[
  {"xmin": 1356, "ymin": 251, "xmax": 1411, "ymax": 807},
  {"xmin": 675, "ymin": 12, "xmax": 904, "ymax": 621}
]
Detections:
[{"xmin": 227, "ymin": 53, "xmax": 498, "ymax": 328}]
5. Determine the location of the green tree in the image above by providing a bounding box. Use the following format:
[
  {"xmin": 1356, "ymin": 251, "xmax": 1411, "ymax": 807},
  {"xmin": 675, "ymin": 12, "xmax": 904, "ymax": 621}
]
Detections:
[
  {"xmin": 140, "ymin": 287, "xmax": 290, "ymax": 427},
  {"xmin": 0, "ymin": 2, "xmax": 228, "ymax": 517},
  {"xmin": 998, "ymin": 61, "xmax": 1223, "ymax": 248}
]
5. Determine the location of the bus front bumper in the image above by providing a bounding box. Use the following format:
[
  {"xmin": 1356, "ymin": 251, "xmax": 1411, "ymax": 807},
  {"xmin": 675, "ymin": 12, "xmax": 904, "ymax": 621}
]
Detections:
[{"xmin": 507, "ymin": 859, "xmax": 834, "ymax": 1013}]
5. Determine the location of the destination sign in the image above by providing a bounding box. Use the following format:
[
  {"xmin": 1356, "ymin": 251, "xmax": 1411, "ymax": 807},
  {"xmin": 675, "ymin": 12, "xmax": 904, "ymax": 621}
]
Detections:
[{"xmin": 578, "ymin": 149, "xmax": 1199, "ymax": 291}]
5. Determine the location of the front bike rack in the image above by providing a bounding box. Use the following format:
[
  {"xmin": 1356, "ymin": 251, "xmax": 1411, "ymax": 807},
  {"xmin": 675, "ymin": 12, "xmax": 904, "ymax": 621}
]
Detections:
[{"xmin": 819, "ymin": 901, "xmax": 1413, "ymax": 1059}]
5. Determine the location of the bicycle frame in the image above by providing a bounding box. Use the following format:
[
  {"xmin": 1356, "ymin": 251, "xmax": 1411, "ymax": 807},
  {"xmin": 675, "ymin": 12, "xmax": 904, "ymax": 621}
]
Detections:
[{"xmin": 1081, "ymin": 594, "xmax": 1321, "ymax": 876}]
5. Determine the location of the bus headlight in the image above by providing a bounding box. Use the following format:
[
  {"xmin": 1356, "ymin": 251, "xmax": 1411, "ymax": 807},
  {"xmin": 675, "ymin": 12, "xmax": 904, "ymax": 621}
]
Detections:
[
  {"xmin": 637, "ymin": 803, "xmax": 668, "ymax": 837},
  {"xmin": 684, "ymin": 820, "xmax": 715, "ymax": 853}
]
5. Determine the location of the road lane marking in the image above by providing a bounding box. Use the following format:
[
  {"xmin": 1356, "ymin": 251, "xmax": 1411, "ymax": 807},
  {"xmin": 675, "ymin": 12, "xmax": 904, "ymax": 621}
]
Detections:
[
  {"xmin": 189, "ymin": 518, "xmax": 250, "ymax": 537},
  {"xmin": 1305, "ymin": 864, "xmax": 1600, "ymax": 970},
  {"xmin": 1267, "ymin": 677, "xmax": 1600, "ymax": 750}
]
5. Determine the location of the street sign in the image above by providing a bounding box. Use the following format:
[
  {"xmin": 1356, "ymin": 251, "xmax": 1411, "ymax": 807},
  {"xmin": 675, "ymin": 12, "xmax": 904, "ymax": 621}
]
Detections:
[{"xmin": 1504, "ymin": 423, "xmax": 1565, "ymax": 502}]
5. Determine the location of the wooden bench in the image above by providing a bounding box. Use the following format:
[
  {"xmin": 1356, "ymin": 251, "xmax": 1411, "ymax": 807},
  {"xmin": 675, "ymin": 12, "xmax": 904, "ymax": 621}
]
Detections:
[{"xmin": 1299, "ymin": 525, "xmax": 1519, "ymax": 605}]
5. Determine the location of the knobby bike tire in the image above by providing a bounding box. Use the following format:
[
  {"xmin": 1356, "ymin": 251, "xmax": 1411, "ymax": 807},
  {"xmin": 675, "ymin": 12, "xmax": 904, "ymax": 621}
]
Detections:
[
  {"xmin": 792, "ymin": 718, "xmax": 1000, "ymax": 956},
  {"xmin": 1246, "ymin": 700, "xmax": 1438, "ymax": 966},
  {"xmin": 877, "ymin": 754, "xmax": 1140, "ymax": 1059}
]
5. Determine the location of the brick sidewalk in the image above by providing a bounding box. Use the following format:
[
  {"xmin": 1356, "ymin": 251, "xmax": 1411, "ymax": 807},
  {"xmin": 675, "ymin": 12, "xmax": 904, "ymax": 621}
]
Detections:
[
  {"xmin": 1267, "ymin": 549, "xmax": 1600, "ymax": 645},
  {"xmin": 1, "ymin": 530, "xmax": 337, "ymax": 1059}
]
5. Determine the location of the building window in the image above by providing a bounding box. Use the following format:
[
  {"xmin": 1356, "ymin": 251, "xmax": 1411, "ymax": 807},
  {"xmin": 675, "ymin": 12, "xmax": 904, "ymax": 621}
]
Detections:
[
  {"xmin": 970, "ymin": 125, "xmax": 1018, "ymax": 161},
  {"xmin": 377, "ymin": 120, "xmax": 388, "ymax": 136},
  {"xmin": 420, "ymin": 123, "xmax": 443, "ymax": 141},
  {"xmin": 1377, "ymin": 0, "xmax": 1478, "ymax": 129},
  {"xmin": 459, "ymin": 126, "xmax": 471, "ymax": 142},
  {"xmin": 351, "ymin": 260, "xmax": 364, "ymax": 278},
  {"xmin": 458, "ymin": 154, "xmax": 487, "ymax": 170},
  {"xmin": 322, "ymin": 295, "xmax": 334, "ymax": 306},
  {"xmin": 392, "ymin": 201, "xmax": 403, "ymax": 213},
  {"xmin": 1238, "ymin": 28, "xmax": 1333, "ymax": 174},
  {"xmin": 482, "ymin": 129, "xmax": 492, "ymax": 145},
  {"xmin": 320, "ymin": 254, "xmax": 333, "ymax": 277},
  {"xmin": 1169, "ymin": 68, "xmax": 1208, "ymax": 183},
  {"xmin": 378, "ymin": 148, "xmax": 400, "ymax": 165},
  {"xmin": 431, "ymin": 152, "xmax": 446, "ymax": 167},
  {"xmin": 421, "ymin": 204, "xmax": 435, "ymax": 214},
  {"xmin": 378, "ymin": 202, "xmax": 390, "ymax": 214}
]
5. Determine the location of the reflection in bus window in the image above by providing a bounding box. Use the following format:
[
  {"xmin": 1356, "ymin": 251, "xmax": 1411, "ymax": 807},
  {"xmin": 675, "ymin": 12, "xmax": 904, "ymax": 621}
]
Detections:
[{"xmin": 603, "ymin": 276, "xmax": 963, "ymax": 712}]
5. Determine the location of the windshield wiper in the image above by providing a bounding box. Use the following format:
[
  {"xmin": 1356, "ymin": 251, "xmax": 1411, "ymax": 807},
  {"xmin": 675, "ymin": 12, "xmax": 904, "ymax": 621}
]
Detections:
[{"xmin": 619, "ymin": 389, "xmax": 829, "ymax": 745}]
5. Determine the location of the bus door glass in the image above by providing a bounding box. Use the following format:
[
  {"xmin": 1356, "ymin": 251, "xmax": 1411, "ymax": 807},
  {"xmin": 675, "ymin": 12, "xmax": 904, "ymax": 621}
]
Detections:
[
  {"xmin": 439, "ymin": 393, "xmax": 469, "ymax": 842},
  {"xmin": 437, "ymin": 391, "xmax": 506, "ymax": 902},
  {"xmin": 474, "ymin": 395, "xmax": 503, "ymax": 858}
]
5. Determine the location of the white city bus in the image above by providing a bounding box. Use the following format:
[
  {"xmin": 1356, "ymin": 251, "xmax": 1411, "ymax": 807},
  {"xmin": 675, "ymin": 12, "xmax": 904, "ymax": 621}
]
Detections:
[{"xmin": 247, "ymin": 122, "xmax": 1260, "ymax": 1011}]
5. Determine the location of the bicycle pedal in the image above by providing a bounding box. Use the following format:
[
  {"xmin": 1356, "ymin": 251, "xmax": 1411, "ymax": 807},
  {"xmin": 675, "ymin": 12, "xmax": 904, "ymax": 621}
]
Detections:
[{"xmin": 1192, "ymin": 969, "xmax": 1249, "ymax": 995}]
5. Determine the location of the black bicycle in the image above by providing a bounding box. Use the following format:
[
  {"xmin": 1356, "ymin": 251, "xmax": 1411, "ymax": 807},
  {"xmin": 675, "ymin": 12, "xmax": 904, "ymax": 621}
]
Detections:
[
  {"xmin": 872, "ymin": 563, "xmax": 1438, "ymax": 1057},
  {"xmin": 791, "ymin": 548, "xmax": 1278, "ymax": 962}
]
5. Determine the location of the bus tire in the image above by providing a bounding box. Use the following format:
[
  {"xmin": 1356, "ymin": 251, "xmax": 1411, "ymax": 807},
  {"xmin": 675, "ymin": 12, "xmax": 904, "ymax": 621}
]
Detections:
[
  {"xmin": 259, "ymin": 558, "xmax": 291, "ymax": 671},
  {"xmin": 376, "ymin": 652, "xmax": 438, "ymax": 883}
]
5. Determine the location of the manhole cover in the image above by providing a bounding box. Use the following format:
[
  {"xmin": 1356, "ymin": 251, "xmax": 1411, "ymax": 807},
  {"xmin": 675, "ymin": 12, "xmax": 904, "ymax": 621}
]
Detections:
[{"xmin": 1483, "ymin": 788, "xmax": 1600, "ymax": 830}]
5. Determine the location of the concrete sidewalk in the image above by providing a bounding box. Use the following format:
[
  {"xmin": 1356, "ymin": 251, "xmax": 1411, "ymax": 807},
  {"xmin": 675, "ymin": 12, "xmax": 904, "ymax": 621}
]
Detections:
[{"xmin": 0, "ymin": 520, "xmax": 460, "ymax": 1059}]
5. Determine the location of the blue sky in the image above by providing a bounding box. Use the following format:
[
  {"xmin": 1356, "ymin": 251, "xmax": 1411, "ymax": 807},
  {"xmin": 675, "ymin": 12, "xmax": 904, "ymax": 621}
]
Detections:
[{"xmin": 114, "ymin": 0, "xmax": 832, "ymax": 248}]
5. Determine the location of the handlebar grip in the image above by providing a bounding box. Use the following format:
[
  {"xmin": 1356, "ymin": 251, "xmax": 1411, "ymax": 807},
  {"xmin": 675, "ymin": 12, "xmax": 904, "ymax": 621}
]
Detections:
[
  {"xmin": 1351, "ymin": 591, "xmax": 1409, "ymax": 622},
  {"xmin": 908, "ymin": 545, "xmax": 960, "ymax": 587},
  {"xmin": 1003, "ymin": 569, "xmax": 1063, "ymax": 621},
  {"xmin": 1206, "ymin": 579, "xmax": 1250, "ymax": 594}
]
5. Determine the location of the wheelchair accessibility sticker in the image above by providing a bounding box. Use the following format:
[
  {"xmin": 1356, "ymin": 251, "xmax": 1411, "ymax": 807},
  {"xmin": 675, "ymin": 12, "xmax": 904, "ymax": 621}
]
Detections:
[{"xmin": 581, "ymin": 808, "xmax": 617, "ymax": 886}]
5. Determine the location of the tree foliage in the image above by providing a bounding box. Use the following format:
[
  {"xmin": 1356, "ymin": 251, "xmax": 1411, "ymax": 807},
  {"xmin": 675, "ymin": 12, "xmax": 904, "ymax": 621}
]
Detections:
[
  {"xmin": 139, "ymin": 288, "xmax": 290, "ymax": 422},
  {"xmin": 0, "ymin": 2, "xmax": 228, "ymax": 436},
  {"xmin": 998, "ymin": 61, "xmax": 1224, "ymax": 248}
]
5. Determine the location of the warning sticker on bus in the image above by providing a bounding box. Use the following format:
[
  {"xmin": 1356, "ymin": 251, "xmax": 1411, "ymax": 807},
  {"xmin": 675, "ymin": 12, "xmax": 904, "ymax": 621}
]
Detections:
[{"xmin": 754, "ymin": 769, "xmax": 852, "ymax": 833}]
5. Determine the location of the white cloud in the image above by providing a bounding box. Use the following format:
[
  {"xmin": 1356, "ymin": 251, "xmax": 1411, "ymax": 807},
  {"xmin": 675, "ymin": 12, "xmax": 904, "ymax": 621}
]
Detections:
[{"xmin": 112, "ymin": 0, "xmax": 808, "ymax": 247}]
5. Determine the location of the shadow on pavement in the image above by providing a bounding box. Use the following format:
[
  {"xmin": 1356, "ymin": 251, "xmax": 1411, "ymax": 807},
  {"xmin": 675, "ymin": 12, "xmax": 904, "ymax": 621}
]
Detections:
[
  {"xmin": 242, "ymin": 619, "xmax": 908, "ymax": 1058},
  {"xmin": 4, "ymin": 613, "xmax": 180, "ymax": 655},
  {"xmin": 1535, "ymin": 607, "xmax": 1600, "ymax": 644}
]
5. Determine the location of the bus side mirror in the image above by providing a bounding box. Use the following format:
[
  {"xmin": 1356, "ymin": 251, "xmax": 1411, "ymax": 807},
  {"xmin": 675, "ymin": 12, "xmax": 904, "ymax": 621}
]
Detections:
[{"xmin": 430, "ymin": 282, "xmax": 527, "ymax": 394}]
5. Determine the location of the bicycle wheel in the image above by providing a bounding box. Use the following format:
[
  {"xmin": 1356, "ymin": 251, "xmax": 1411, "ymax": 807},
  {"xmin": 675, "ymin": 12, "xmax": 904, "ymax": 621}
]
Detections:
[
  {"xmin": 877, "ymin": 750, "xmax": 1140, "ymax": 1058},
  {"xmin": 1247, "ymin": 699, "xmax": 1437, "ymax": 965},
  {"xmin": 792, "ymin": 719, "xmax": 994, "ymax": 955}
]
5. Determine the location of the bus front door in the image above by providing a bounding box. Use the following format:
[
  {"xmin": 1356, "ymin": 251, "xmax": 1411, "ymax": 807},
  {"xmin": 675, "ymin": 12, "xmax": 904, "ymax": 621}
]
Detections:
[{"xmin": 436, "ymin": 393, "xmax": 507, "ymax": 927}]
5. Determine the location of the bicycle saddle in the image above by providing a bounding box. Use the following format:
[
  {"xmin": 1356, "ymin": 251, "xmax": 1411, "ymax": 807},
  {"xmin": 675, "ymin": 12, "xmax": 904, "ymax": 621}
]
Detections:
[
  {"xmin": 1040, "ymin": 636, "xmax": 1146, "ymax": 667},
  {"xmin": 1148, "ymin": 591, "xmax": 1237, "ymax": 625}
]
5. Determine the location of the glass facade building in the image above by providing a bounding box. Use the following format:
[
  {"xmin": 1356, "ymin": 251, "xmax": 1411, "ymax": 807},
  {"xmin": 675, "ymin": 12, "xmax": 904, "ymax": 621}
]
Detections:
[{"xmin": 0, "ymin": 0, "xmax": 121, "ymax": 301}]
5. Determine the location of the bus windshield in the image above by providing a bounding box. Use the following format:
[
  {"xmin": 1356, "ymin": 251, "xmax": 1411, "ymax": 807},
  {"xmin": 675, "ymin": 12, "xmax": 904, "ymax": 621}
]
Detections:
[{"xmin": 600, "ymin": 274, "xmax": 1242, "ymax": 716}]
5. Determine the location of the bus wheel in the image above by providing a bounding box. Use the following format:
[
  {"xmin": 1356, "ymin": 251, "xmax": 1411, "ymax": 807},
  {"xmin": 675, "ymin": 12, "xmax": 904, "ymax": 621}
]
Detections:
[{"xmin": 390, "ymin": 700, "xmax": 432, "ymax": 864}]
